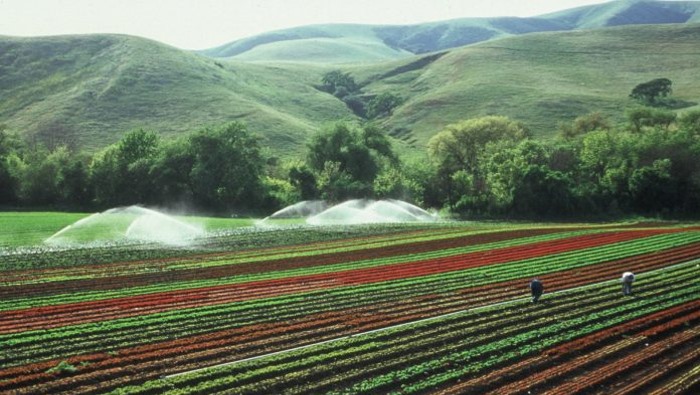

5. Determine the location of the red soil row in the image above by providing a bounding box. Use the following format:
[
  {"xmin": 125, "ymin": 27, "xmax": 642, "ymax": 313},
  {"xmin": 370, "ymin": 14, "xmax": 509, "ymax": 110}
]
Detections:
[
  {"xmin": 0, "ymin": 229, "xmax": 668, "ymax": 333},
  {"xmin": 1, "ymin": 227, "xmax": 454, "ymax": 282},
  {"xmin": 0, "ymin": 228, "xmax": 567, "ymax": 298},
  {"xmin": 435, "ymin": 299, "xmax": 700, "ymax": 395},
  {"xmin": 1, "ymin": 243, "xmax": 696, "ymax": 394}
]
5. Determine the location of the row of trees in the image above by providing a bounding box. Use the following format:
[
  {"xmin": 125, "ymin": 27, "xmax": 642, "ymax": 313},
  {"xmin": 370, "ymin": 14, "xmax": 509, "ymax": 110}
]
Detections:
[
  {"xmin": 2, "ymin": 106, "xmax": 700, "ymax": 218},
  {"xmin": 0, "ymin": 123, "xmax": 268, "ymax": 214},
  {"xmin": 0, "ymin": 121, "xmax": 415, "ymax": 215},
  {"xmin": 426, "ymin": 109, "xmax": 700, "ymax": 218}
]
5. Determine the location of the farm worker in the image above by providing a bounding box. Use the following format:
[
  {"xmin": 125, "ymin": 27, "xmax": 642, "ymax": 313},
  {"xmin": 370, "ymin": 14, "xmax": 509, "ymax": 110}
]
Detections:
[
  {"xmin": 530, "ymin": 278, "xmax": 544, "ymax": 303},
  {"xmin": 621, "ymin": 271, "xmax": 635, "ymax": 296}
]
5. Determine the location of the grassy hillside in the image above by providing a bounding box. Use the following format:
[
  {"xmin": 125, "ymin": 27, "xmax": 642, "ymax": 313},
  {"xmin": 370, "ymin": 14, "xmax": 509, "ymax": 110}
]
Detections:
[
  {"xmin": 352, "ymin": 23, "xmax": 700, "ymax": 148},
  {"xmin": 0, "ymin": 34, "xmax": 352, "ymax": 155},
  {"xmin": 3, "ymin": 23, "xmax": 700, "ymax": 160}
]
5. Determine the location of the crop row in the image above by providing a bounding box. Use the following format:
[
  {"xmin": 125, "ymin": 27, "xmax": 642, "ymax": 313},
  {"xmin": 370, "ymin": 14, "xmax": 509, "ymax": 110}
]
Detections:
[
  {"xmin": 1, "ymin": 224, "xmax": 478, "ymax": 281},
  {"xmin": 2, "ymin": 230, "xmax": 697, "ymax": 369},
  {"xmin": 0, "ymin": 228, "xmax": 673, "ymax": 313},
  {"xmin": 0, "ymin": 228, "xmax": 641, "ymax": 315},
  {"xmin": 3, "ymin": 230, "xmax": 698, "ymax": 335},
  {"xmin": 6, "ymin": 235, "xmax": 700, "ymax": 340},
  {"xmin": 2, "ymin": 248, "xmax": 696, "ymax": 392},
  {"xmin": 0, "ymin": 223, "xmax": 459, "ymax": 270},
  {"xmin": 102, "ymin": 262, "xmax": 700, "ymax": 395},
  {"xmin": 4, "ymin": 260, "xmax": 692, "ymax": 390},
  {"xmin": 0, "ymin": 227, "xmax": 596, "ymax": 298},
  {"xmin": 434, "ymin": 298, "xmax": 700, "ymax": 394}
]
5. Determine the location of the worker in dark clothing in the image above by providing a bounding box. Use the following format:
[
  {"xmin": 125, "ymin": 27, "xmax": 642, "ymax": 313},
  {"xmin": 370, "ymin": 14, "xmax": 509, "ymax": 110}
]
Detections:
[
  {"xmin": 621, "ymin": 271, "xmax": 635, "ymax": 296},
  {"xmin": 530, "ymin": 278, "xmax": 544, "ymax": 303}
]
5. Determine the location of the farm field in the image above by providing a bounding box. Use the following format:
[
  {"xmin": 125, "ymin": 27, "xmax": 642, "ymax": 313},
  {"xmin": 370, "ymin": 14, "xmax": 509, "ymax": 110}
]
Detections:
[{"xmin": 1, "ymin": 218, "xmax": 699, "ymax": 394}]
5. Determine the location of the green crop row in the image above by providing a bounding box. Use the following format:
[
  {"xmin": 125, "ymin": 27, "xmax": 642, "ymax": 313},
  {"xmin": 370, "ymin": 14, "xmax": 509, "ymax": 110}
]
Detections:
[
  {"xmin": 163, "ymin": 226, "xmax": 572, "ymax": 271},
  {"xmin": 0, "ymin": 228, "xmax": 613, "ymax": 310},
  {"xmin": 0, "ymin": 226, "xmax": 548, "ymax": 287},
  {"xmin": 0, "ymin": 222, "xmax": 454, "ymax": 270},
  {"xmin": 107, "ymin": 262, "xmax": 700, "ymax": 395},
  {"xmin": 2, "ymin": 231, "xmax": 695, "ymax": 350},
  {"xmin": 2, "ymin": 232, "xmax": 698, "ymax": 368}
]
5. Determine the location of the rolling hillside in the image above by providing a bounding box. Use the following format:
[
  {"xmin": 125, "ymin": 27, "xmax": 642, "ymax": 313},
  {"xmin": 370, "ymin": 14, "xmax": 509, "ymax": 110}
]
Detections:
[
  {"xmin": 355, "ymin": 23, "xmax": 700, "ymax": 146},
  {"xmin": 2, "ymin": 5, "xmax": 700, "ymax": 158},
  {"xmin": 0, "ymin": 34, "xmax": 351, "ymax": 155},
  {"xmin": 202, "ymin": 0, "xmax": 700, "ymax": 63}
]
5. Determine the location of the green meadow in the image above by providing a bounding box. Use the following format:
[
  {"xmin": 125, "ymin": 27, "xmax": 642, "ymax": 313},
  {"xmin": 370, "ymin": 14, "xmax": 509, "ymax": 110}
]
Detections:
[{"xmin": 0, "ymin": 211, "xmax": 257, "ymax": 248}]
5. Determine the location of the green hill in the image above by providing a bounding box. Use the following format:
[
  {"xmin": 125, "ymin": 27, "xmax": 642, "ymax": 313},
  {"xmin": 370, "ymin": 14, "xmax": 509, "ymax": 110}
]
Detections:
[
  {"xmin": 2, "ymin": 22, "xmax": 700, "ymax": 159},
  {"xmin": 202, "ymin": 1, "xmax": 700, "ymax": 64},
  {"xmin": 0, "ymin": 34, "xmax": 352, "ymax": 155},
  {"xmin": 352, "ymin": 23, "xmax": 700, "ymax": 147}
]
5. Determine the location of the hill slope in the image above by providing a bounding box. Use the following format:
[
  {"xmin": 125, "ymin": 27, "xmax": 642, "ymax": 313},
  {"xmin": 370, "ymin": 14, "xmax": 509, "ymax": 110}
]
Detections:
[
  {"xmin": 0, "ymin": 34, "xmax": 351, "ymax": 154},
  {"xmin": 202, "ymin": 0, "xmax": 700, "ymax": 63},
  {"xmin": 2, "ymin": 23, "xmax": 700, "ymax": 158},
  {"xmin": 352, "ymin": 23, "xmax": 700, "ymax": 146}
]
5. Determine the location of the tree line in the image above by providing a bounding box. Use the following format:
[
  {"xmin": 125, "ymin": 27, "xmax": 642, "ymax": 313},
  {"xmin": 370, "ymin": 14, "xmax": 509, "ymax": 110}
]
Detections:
[{"xmin": 1, "ymin": 105, "xmax": 700, "ymax": 219}]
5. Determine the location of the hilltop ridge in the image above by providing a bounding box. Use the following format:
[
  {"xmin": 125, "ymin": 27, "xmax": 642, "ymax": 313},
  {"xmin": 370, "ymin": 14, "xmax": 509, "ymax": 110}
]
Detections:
[{"xmin": 201, "ymin": 0, "xmax": 700, "ymax": 63}]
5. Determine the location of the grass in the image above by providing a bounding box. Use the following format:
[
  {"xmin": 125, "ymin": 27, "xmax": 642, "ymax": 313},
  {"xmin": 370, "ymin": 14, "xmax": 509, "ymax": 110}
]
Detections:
[
  {"xmin": 0, "ymin": 211, "xmax": 88, "ymax": 247},
  {"xmin": 355, "ymin": 23, "xmax": 700, "ymax": 151},
  {"xmin": 2, "ymin": 19, "xmax": 700, "ymax": 160},
  {"xmin": 0, "ymin": 211, "xmax": 257, "ymax": 248},
  {"xmin": 0, "ymin": 35, "xmax": 351, "ymax": 158}
]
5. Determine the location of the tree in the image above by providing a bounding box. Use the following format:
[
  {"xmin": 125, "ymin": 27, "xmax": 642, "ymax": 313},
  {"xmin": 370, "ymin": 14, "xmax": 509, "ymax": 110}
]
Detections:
[
  {"xmin": 14, "ymin": 146, "xmax": 82, "ymax": 206},
  {"xmin": 321, "ymin": 70, "xmax": 358, "ymax": 96},
  {"xmin": 428, "ymin": 116, "xmax": 530, "ymax": 175},
  {"xmin": 315, "ymin": 161, "xmax": 368, "ymax": 201},
  {"xmin": 628, "ymin": 159, "xmax": 676, "ymax": 213},
  {"xmin": 629, "ymin": 78, "xmax": 672, "ymax": 105},
  {"xmin": 287, "ymin": 161, "xmax": 318, "ymax": 200},
  {"xmin": 512, "ymin": 165, "xmax": 575, "ymax": 217},
  {"xmin": 0, "ymin": 127, "xmax": 19, "ymax": 204},
  {"xmin": 427, "ymin": 116, "xmax": 529, "ymax": 209},
  {"xmin": 188, "ymin": 122, "xmax": 265, "ymax": 212},
  {"xmin": 626, "ymin": 107, "xmax": 677, "ymax": 133},
  {"xmin": 558, "ymin": 112, "xmax": 611, "ymax": 139},
  {"xmin": 57, "ymin": 155, "xmax": 91, "ymax": 207},
  {"xmin": 678, "ymin": 110, "xmax": 700, "ymax": 135},
  {"xmin": 366, "ymin": 93, "xmax": 403, "ymax": 119},
  {"xmin": 306, "ymin": 122, "xmax": 396, "ymax": 199},
  {"xmin": 373, "ymin": 166, "xmax": 423, "ymax": 202},
  {"xmin": 148, "ymin": 138, "xmax": 195, "ymax": 206},
  {"xmin": 89, "ymin": 129, "xmax": 160, "ymax": 207}
]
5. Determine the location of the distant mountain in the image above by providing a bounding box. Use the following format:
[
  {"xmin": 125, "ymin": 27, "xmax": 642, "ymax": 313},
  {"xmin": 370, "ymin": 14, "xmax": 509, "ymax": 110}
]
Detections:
[
  {"xmin": 202, "ymin": 0, "xmax": 700, "ymax": 63},
  {"xmin": 541, "ymin": 0, "xmax": 700, "ymax": 28}
]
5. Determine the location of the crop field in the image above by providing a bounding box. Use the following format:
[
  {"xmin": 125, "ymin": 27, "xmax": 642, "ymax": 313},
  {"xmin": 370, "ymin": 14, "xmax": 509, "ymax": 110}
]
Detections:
[{"xmin": 1, "ymin": 219, "xmax": 699, "ymax": 394}]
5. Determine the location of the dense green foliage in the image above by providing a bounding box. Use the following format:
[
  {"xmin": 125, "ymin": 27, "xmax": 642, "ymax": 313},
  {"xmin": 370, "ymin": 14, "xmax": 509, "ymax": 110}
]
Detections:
[
  {"xmin": 3, "ymin": 106, "xmax": 700, "ymax": 219},
  {"xmin": 424, "ymin": 110, "xmax": 700, "ymax": 218},
  {"xmin": 306, "ymin": 123, "xmax": 398, "ymax": 201},
  {"xmin": 629, "ymin": 78, "xmax": 673, "ymax": 105}
]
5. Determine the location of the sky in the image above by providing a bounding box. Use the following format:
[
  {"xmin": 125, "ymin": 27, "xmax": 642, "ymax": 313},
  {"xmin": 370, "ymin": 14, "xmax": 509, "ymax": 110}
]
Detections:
[{"xmin": 0, "ymin": 0, "xmax": 613, "ymax": 50}]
